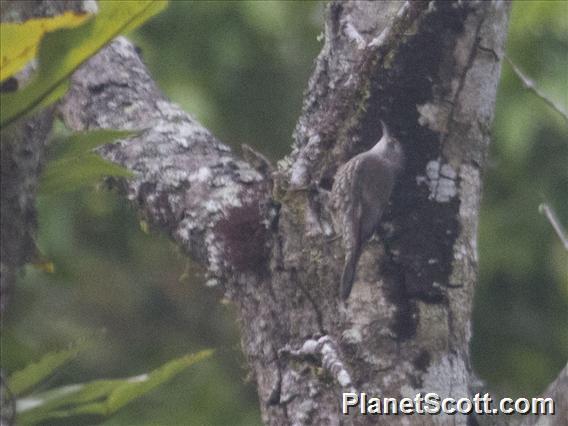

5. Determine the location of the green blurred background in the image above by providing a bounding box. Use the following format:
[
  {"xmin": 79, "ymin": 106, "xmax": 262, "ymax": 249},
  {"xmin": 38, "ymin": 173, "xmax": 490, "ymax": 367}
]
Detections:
[{"xmin": 2, "ymin": 1, "xmax": 567, "ymax": 424}]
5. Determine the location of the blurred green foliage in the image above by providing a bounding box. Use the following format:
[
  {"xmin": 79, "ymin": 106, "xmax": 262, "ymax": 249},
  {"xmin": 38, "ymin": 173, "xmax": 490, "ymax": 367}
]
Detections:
[
  {"xmin": 471, "ymin": 0, "xmax": 567, "ymax": 396},
  {"xmin": 12, "ymin": 347, "xmax": 211, "ymax": 425},
  {"xmin": 2, "ymin": 1, "xmax": 567, "ymax": 424}
]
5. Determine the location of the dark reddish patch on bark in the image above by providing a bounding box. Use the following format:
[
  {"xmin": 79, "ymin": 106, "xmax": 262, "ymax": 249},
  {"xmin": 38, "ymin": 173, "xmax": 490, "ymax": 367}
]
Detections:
[{"xmin": 214, "ymin": 202, "xmax": 268, "ymax": 272}]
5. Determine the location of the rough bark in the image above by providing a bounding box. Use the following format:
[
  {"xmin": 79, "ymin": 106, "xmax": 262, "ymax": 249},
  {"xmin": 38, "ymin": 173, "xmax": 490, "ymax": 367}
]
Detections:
[
  {"xmin": 3, "ymin": 1, "xmax": 566, "ymax": 425},
  {"xmin": 0, "ymin": 109, "xmax": 53, "ymax": 314},
  {"xmin": 0, "ymin": 0, "xmax": 86, "ymax": 315},
  {"xmin": 0, "ymin": 4, "xmax": 87, "ymax": 425}
]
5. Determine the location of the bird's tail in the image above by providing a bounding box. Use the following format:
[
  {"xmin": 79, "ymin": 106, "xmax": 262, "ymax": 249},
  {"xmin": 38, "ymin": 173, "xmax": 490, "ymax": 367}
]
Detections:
[{"xmin": 340, "ymin": 248, "xmax": 361, "ymax": 300}]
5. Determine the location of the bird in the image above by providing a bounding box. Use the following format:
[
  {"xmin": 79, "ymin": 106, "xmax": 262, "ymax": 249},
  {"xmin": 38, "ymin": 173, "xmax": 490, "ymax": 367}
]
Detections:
[{"xmin": 330, "ymin": 121, "xmax": 404, "ymax": 300}]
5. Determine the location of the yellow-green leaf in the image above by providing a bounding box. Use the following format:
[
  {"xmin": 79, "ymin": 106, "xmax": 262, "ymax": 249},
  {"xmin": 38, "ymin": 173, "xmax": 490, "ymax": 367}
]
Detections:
[
  {"xmin": 139, "ymin": 219, "xmax": 150, "ymax": 234},
  {"xmin": 31, "ymin": 259, "xmax": 56, "ymax": 274},
  {"xmin": 8, "ymin": 339, "xmax": 94, "ymax": 397},
  {"xmin": 28, "ymin": 241, "xmax": 55, "ymax": 273},
  {"xmin": 0, "ymin": 11, "xmax": 92, "ymax": 81},
  {"xmin": 1, "ymin": 0, "xmax": 168, "ymax": 129},
  {"xmin": 106, "ymin": 350, "xmax": 213, "ymax": 412},
  {"xmin": 16, "ymin": 350, "xmax": 212, "ymax": 425}
]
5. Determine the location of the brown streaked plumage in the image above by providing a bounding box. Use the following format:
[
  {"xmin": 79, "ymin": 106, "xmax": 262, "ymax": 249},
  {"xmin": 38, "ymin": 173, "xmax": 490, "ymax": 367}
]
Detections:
[{"xmin": 330, "ymin": 122, "xmax": 404, "ymax": 300}]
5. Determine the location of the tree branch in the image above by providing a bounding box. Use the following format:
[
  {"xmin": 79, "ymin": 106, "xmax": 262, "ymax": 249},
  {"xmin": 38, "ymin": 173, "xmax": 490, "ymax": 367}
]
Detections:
[
  {"xmin": 59, "ymin": 37, "xmax": 272, "ymax": 288},
  {"xmin": 539, "ymin": 203, "xmax": 568, "ymax": 251},
  {"xmin": 505, "ymin": 55, "xmax": 568, "ymax": 125}
]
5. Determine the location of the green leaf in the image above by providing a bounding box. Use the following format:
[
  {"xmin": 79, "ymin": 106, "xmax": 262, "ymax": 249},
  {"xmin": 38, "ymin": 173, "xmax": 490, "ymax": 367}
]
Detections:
[
  {"xmin": 106, "ymin": 350, "xmax": 213, "ymax": 412},
  {"xmin": 8, "ymin": 339, "xmax": 93, "ymax": 397},
  {"xmin": 0, "ymin": 0, "xmax": 168, "ymax": 129},
  {"xmin": 51, "ymin": 129, "xmax": 136, "ymax": 159},
  {"xmin": 17, "ymin": 350, "xmax": 213, "ymax": 425},
  {"xmin": 39, "ymin": 129, "xmax": 136, "ymax": 196},
  {"xmin": 39, "ymin": 153, "xmax": 133, "ymax": 196}
]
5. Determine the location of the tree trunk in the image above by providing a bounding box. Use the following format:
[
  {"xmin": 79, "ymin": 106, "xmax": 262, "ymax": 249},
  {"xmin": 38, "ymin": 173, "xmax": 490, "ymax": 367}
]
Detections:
[{"xmin": 3, "ymin": 1, "xmax": 566, "ymax": 425}]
